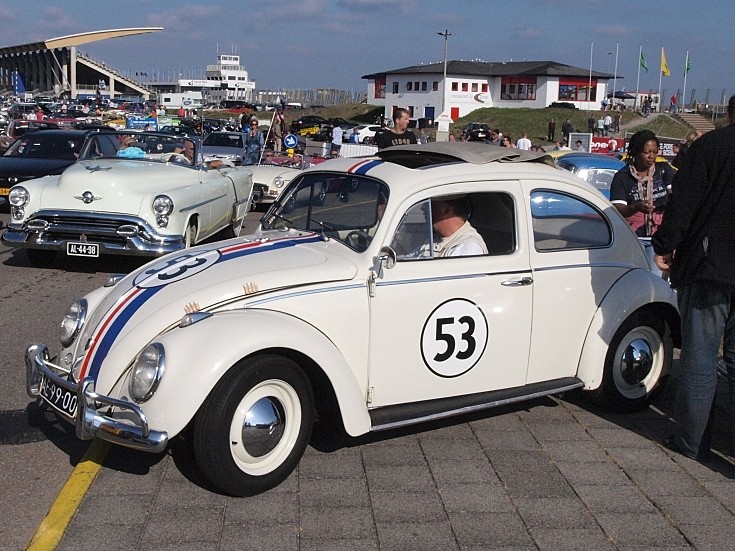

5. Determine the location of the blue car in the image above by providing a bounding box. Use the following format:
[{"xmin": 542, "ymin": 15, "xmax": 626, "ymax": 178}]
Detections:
[{"xmin": 555, "ymin": 152, "xmax": 625, "ymax": 199}]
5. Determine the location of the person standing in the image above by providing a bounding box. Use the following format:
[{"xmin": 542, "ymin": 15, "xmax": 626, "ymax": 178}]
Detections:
[
  {"xmin": 375, "ymin": 108, "xmax": 417, "ymax": 149},
  {"xmin": 548, "ymin": 119, "xmax": 556, "ymax": 141},
  {"xmin": 587, "ymin": 114, "xmax": 596, "ymax": 134},
  {"xmin": 243, "ymin": 117, "xmax": 264, "ymax": 164},
  {"xmin": 516, "ymin": 131, "xmax": 532, "ymax": 150},
  {"xmin": 330, "ymin": 122, "xmax": 343, "ymax": 157},
  {"xmin": 561, "ymin": 118, "xmax": 573, "ymax": 144},
  {"xmin": 603, "ymin": 113, "xmax": 612, "ymax": 136},
  {"xmin": 652, "ymin": 95, "xmax": 735, "ymax": 460}
]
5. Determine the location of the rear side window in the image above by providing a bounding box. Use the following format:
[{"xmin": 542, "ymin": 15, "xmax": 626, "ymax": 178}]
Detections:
[{"xmin": 530, "ymin": 190, "xmax": 611, "ymax": 251}]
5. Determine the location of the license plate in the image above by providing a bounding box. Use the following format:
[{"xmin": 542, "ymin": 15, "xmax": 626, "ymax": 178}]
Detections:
[
  {"xmin": 39, "ymin": 374, "xmax": 78, "ymax": 418},
  {"xmin": 67, "ymin": 242, "xmax": 99, "ymax": 257},
  {"xmin": 0, "ymin": 187, "xmax": 10, "ymax": 196}
]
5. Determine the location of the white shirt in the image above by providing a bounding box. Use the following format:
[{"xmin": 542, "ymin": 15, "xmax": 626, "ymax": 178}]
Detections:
[
  {"xmin": 332, "ymin": 126, "xmax": 343, "ymax": 144},
  {"xmin": 516, "ymin": 137, "xmax": 532, "ymax": 150}
]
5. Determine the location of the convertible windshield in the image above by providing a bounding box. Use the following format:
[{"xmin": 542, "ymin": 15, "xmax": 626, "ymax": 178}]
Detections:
[
  {"xmin": 79, "ymin": 131, "xmax": 198, "ymax": 165},
  {"xmin": 262, "ymin": 173, "xmax": 389, "ymax": 252}
]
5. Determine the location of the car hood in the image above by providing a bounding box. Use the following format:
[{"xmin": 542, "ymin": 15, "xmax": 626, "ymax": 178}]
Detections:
[
  {"xmin": 33, "ymin": 159, "xmax": 196, "ymax": 213},
  {"xmin": 0, "ymin": 157, "xmax": 75, "ymax": 178},
  {"xmin": 76, "ymin": 230, "xmax": 359, "ymax": 387}
]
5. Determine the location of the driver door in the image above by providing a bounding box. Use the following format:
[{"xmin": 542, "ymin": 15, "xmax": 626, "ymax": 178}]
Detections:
[{"xmin": 367, "ymin": 183, "xmax": 533, "ymax": 408}]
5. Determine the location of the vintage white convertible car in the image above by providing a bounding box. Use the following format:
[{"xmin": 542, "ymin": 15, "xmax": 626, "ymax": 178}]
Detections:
[
  {"xmin": 2, "ymin": 131, "xmax": 253, "ymax": 266},
  {"xmin": 247, "ymin": 154, "xmax": 323, "ymax": 208},
  {"xmin": 25, "ymin": 143, "xmax": 679, "ymax": 496}
]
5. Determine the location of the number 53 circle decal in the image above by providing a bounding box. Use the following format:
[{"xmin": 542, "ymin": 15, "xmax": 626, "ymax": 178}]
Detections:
[{"xmin": 421, "ymin": 298, "xmax": 488, "ymax": 377}]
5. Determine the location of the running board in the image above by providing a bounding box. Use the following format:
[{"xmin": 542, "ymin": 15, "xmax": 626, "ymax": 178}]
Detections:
[{"xmin": 369, "ymin": 377, "xmax": 584, "ymax": 432}]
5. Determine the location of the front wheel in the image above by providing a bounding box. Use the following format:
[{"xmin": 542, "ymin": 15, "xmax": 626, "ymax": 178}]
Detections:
[
  {"xmin": 592, "ymin": 311, "xmax": 671, "ymax": 411},
  {"xmin": 193, "ymin": 354, "xmax": 315, "ymax": 496}
]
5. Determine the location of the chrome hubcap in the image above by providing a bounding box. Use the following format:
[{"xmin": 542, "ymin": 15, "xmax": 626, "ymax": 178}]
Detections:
[
  {"xmin": 241, "ymin": 397, "xmax": 285, "ymax": 457},
  {"xmin": 619, "ymin": 338, "xmax": 653, "ymax": 386}
]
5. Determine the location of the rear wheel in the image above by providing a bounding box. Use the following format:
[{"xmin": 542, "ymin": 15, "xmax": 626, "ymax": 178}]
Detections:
[
  {"xmin": 193, "ymin": 354, "xmax": 314, "ymax": 496},
  {"xmin": 26, "ymin": 249, "xmax": 56, "ymax": 267},
  {"xmin": 592, "ymin": 311, "xmax": 671, "ymax": 411}
]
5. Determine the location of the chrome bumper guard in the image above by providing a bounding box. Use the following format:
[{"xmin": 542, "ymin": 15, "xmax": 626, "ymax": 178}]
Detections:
[{"xmin": 25, "ymin": 344, "xmax": 168, "ymax": 453}]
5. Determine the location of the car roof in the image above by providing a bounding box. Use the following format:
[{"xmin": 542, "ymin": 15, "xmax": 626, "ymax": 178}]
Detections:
[
  {"xmin": 304, "ymin": 142, "xmax": 595, "ymax": 206},
  {"xmin": 556, "ymin": 152, "xmax": 625, "ymax": 169}
]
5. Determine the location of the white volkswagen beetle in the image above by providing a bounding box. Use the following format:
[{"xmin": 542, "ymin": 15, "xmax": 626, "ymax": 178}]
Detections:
[
  {"xmin": 2, "ymin": 131, "xmax": 253, "ymax": 266},
  {"xmin": 25, "ymin": 143, "xmax": 679, "ymax": 496}
]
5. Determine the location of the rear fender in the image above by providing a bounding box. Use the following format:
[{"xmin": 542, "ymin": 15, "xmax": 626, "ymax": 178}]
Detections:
[{"xmin": 577, "ymin": 269, "xmax": 678, "ymax": 390}]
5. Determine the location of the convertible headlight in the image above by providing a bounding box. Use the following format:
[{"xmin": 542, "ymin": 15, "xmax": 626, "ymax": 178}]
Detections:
[
  {"xmin": 129, "ymin": 343, "xmax": 165, "ymax": 403},
  {"xmin": 9, "ymin": 186, "xmax": 29, "ymax": 207},
  {"xmin": 274, "ymin": 176, "xmax": 286, "ymax": 189},
  {"xmin": 59, "ymin": 299, "xmax": 87, "ymax": 347},
  {"xmin": 152, "ymin": 195, "xmax": 174, "ymax": 216}
]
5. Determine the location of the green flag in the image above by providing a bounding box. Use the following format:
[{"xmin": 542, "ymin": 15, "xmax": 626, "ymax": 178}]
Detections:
[
  {"xmin": 686, "ymin": 59, "xmax": 692, "ymax": 73},
  {"xmin": 640, "ymin": 51, "xmax": 648, "ymax": 73}
]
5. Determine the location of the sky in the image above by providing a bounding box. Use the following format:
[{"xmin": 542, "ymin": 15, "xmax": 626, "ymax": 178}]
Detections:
[{"xmin": 0, "ymin": 0, "xmax": 731, "ymax": 104}]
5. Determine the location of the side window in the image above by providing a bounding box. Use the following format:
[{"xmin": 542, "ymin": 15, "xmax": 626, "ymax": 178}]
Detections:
[
  {"xmin": 390, "ymin": 192, "xmax": 515, "ymax": 260},
  {"xmin": 530, "ymin": 190, "xmax": 611, "ymax": 251}
]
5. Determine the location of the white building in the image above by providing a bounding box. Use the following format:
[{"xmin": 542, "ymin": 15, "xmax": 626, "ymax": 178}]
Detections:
[
  {"xmin": 362, "ymin": 60, "xmax": 613, "ymax": 122},
  {"xmin": 204, "ymin": 54, "xmax": 255, "ymax": 104}
]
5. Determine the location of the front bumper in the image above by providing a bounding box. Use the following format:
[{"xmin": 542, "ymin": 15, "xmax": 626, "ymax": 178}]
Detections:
[
  {"xmin": 2, "ymin": 210, "xmax": 185, "ymax": 257},
  {"xmin": 25, "ymin": 344, "xmax": 168, "ymax": 453}
]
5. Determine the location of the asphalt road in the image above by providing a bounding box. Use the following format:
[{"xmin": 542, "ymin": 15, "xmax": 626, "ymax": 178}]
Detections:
[{"xmin": 3, "ymin": 207, "xmax": 735, "ymax": 550}]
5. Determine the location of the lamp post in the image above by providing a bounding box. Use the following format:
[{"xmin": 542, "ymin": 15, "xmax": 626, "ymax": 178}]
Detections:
[{"xmin": 437, "ymin": 29, "xmax": 453, "ymax": 116}]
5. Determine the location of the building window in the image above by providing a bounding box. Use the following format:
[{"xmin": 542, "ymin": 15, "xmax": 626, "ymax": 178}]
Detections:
[
  {"xmin": 471, "ymin": 83, "xmax": 478, "ymax": 92},
  {"xmin": 451, "ymin": 82, "xmax": 458, "ymax": 91},
  {"xmin": 433, "ymin": 81, "xmax": 439, "ymax": 91},
  {"xmin": 375, "ymin": 77, "xmax": 386, "ymax": 99},
  {"xmin": 462, "ymin": 82, "xmax": 469, "ymax": 92},
  {"xmin": 558, "ymin": 79, "xmax": 597, "ymax": 102},
  {"xmin": 481, "ymin": 83, "xmax": 488, "ymax": 93},
  {"xmin": 414, "ymin": 81, "xmax": 419, "ymax": 90},
  {"xmin": 392, "ymin": 82, "xmax": 399, "ymax": 94},
  {"xmin": 406, "ymin": 82, "xmax": 413, "ymax": 91},
  {"xmin": 500, "ymin": 76, "xmax": 537, "ymax": 100},
  {"xmin": 421, "ymin": 81, "xmax": 427, "ymax": 91}
]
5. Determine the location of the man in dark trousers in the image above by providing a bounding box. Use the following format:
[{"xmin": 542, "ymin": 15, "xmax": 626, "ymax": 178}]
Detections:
[
  {"xmin": 653, "ymin": 94, "xmax": 735, "ymax": 460},
  {"xmin": 561, "ymin": 118, "xmax": 573, "ymax": 145}
]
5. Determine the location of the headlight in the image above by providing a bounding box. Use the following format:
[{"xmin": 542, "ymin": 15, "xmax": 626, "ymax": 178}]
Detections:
[
  {"xmin": 152, "ymin": 195, "xmax": 173, "ymax": 215},
  {"xmin": 129, "ymin": 343, "xmax": 165, "ymax": 403},
  {"xmin": 59, "ymin": 299, "xmax": 87, "ymax": 347},
  {"xmin": 9, "ymin": 186, "xmax": 29, "ymax": 207},
  {"xmin": 274, "ymin": 176, "xmax": 285, "ymax": 189}
]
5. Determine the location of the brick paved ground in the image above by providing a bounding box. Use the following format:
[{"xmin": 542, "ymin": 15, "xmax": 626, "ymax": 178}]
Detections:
[{"xmin": 55, "ymin": 370, "xmax": 735, "ymax": 551}]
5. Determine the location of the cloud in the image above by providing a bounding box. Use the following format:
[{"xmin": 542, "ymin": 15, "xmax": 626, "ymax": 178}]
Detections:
[
  {"xmin": 514, "ymin": 27, "xmax": 542, "ymax": 39},
  {"xmin": 39, "ymin": 6, "xmax": 77, "ymax": 35}
]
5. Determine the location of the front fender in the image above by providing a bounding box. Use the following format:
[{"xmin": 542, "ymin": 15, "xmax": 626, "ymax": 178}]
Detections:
[
  {"xmin": 576, "ymin": 269, "xmax": 678, "ymax": 390},
  {"xmin": 123, "ymin": 308, "xmax": 371, "ymax": 438}
]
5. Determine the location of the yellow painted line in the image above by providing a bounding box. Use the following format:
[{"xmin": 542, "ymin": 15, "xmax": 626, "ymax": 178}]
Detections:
[{"xmin": 26, "ymin": 439, "xmax": 111, "ymax": 551}]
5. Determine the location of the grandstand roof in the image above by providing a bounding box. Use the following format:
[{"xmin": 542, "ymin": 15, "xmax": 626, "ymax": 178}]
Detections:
[{"xmin": 0, "ymin": 27, "xmax": 163, "ymax": 55}]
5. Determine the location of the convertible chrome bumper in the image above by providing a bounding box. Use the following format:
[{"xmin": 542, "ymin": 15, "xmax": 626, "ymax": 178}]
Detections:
[
  {"xmin": 25, "ymin": 344, "xmax": 168, "ymax": 453},
  {"xmin": 2, "ymin": 210, "xmax": 185, "ymax": 257}
]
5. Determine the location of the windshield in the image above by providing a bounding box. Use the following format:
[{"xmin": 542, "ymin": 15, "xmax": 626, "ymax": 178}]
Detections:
[
  {"xmin": 261, "ymin": 173, "xmax": 389, "ymax": 252},
  {"xmin": 78, "ymin": 131, "xmax": 199, "ymax": 166}
]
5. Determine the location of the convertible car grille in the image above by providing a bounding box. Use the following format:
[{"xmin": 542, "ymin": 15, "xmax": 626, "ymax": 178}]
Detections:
[{"xmin": 27, "ymin": 212, "xmax": 146, "ymax": 246}]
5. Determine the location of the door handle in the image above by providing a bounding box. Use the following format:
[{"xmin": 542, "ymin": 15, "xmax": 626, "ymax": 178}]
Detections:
[{"xmin": 501, "ymin": 276, "xmax": 533, "ymax": 287}]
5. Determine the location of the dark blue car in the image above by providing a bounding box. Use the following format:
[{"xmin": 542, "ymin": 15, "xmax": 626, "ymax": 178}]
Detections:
[{"xmin": 0, "ymin": 129, "xmax": 94, "ymax": 204}]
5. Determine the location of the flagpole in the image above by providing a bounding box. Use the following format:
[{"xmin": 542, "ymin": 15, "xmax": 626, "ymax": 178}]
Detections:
[
  {"xmin": 658, "ymin": 47, "xmax": 664, "ymax": 112},
  {"xmin": 635, "ymin": 44, "xmax": 642, "ymax": 111},
  {"xmin": 682, "ymin": 50, "xmax": 689, "ymax": 114},
  {"xmin": 612, "ymin": 43, "xmax": 619, "ymax": 106},
  {"xmin": 588, "ymin": 41, "xmax": 593, "ymax": 112}
]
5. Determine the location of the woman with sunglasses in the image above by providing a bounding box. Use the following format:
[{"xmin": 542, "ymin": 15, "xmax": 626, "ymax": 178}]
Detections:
[{"xmin": 243, "ymin": 116, "xmax": 265, "ymax": 164}]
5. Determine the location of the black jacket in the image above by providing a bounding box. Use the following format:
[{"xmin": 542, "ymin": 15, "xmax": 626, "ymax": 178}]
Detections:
[{"xmin": 652, "ymin": 124, "xmax": 735, "ymax": 288}]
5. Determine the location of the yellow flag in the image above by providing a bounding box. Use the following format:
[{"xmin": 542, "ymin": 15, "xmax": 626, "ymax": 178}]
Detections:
[{"xmin": 661, "ymin": 48, "xmax": 671, "ymax": 76}]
